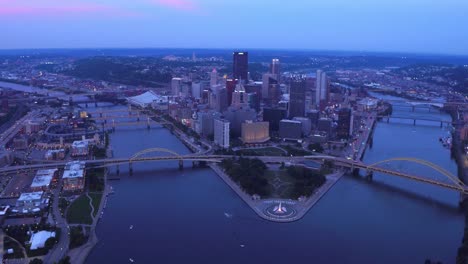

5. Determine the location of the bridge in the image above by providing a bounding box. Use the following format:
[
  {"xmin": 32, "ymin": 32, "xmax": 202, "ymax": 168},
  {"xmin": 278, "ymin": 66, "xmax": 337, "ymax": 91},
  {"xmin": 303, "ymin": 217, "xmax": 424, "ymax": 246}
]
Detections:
[
  {"xmin": 377, "ymin": 115, "xmax": 453, "ymax": 127},
  {"xmin": 0, "ymin": 148, "xmax": 465, "ymax": 194}
]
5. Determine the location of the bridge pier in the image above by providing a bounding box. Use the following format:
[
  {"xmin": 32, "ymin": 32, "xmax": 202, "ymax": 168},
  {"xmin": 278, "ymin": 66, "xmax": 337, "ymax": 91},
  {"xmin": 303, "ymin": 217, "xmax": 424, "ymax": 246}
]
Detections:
[
  {"xmin": 386, "ymin": 117, "xmax": 390, "ymax": 123},
  {"xmin": 365, "ymin": 170, "xmax": 374, "ymax": 181},
  {"xmin": 440, "ymin": 121, "xmax": 443, "ymax": 128},
  {"xmin": 178, "ymin": 160, "xmax": 184, "ymax": 170},
  {"xmin": 129, "ymin": 163, "xmax": 133, "ymax": 175},
  {"xmin": 95, "ymin": 101, "xmax": 98, "ymax": 107},
  {"xmin": 116, "ymin": 165, "xmax": 120, "ymax": 175},
  {"xmin": 352, "ymin": 168, "xmax": 360, "ymax": 176},
  {"xmin": 413, "ymin": 119, "xmax": 416, "ymax": 126},
  {"xmin": 85, "ymin": 103, "xmax": 88, "ymax": 108},
  {"xmin": 459, "ymin": 193, "xmax": 467, "ymax": 208}
]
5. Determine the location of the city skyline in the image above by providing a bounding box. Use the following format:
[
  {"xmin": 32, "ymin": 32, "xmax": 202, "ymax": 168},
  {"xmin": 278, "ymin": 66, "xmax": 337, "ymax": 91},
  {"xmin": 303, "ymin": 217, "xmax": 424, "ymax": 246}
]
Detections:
[{"xmin": 1, "ymin": 0, "xmax": 468, "ymax": 55}]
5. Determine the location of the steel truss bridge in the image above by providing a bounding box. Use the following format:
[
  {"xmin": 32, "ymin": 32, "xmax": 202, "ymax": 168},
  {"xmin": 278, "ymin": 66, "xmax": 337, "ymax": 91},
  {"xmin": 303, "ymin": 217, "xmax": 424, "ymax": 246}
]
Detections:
[{"xmin": 0, "ymin": 148, "xmax": 465, "ymax": 194}]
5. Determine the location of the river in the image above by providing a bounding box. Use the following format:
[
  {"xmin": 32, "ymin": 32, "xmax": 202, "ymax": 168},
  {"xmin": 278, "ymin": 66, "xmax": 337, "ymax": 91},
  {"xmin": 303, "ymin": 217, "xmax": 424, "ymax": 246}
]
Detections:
[
  {"xmin": 86, "ymin": 99, "xmax": 463, "ymax": 264},
  {"xmin": 0, "ymin": 81, "xmax": 90, "ymax": 102}
]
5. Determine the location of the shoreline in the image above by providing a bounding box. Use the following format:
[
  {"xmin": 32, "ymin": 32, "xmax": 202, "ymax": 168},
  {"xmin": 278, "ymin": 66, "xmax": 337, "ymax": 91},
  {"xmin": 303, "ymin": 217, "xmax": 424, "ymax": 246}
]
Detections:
[
  {"xmin": 210, "ymin": 164, "xmax": 344, "ymax": 223},
  {"xmin": 67, "ymin": 165, "xmax": 110, "ymax": 263}
]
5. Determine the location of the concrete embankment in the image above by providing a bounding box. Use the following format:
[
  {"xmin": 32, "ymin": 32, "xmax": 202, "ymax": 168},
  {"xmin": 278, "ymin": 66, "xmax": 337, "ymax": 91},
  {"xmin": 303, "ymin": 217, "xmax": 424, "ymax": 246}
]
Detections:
[{"xmin": 210, "ymin": 164, "xmax": 344, "ymax": 223}]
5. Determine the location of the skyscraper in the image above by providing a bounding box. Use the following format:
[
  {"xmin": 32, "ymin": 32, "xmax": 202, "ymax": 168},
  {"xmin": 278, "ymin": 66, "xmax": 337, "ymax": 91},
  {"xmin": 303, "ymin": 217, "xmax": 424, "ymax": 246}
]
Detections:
[
  {"xmin": 216, "ymin": 88, "xmax": 228, "ymax": 113},
  {"xmin": 171, "ymin": 78, "xmax": 182, "ymax": 96},
  {"xmin": 231, "ymin": 83, "xmax": 248, "ymax": 108},
  {"xmin": 337, "ymin": 108, "xmax": 353, "ymax": 139},
  {"xmin": 315, "ymin": 70, "xmax": 329, "ymax": 106},
  {"xmin": 288, "ymin": 80, "xmax": 306, "ymax": 118},
  {"xmin": 262, "ymin": 73, "xmax": 278, "ymax": 100},
  {"xmin": 270, "ymin": 58, "xmax": 280, "ymax": 76},
  {"xmin": 210, "ymin": 68, "xmax": 218, "ymax": 87},
  {"xmin": 214, "ymin": 118, "xmax": 230, "ymax": 149},
  {"xmin": 226, "ymin": 79, "xmax": 237, "ymax": 106},
  {"xmin": 233, "ymin": 51, "xmax": 248, "ymax": 81}
]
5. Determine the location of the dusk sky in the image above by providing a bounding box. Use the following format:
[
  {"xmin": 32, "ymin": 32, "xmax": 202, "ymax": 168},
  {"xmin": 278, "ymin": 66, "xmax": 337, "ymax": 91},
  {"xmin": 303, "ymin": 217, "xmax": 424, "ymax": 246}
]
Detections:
[{"xmin": 1, "ymin": 0, "xmax": 468, "ymax": 55}]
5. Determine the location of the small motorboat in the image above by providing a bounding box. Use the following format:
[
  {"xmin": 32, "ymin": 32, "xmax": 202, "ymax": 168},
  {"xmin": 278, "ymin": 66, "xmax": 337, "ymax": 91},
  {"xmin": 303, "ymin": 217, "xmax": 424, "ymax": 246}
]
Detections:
[
  {"xmin": 130, "ymin": 225, "xmax": 133, "ymax": 230},
  {"xmin": 224, "ymin": 212, "xmax": 233, "ymax": 218},
  {"xmin": 129, "ymin": 258, "xmax": 134, "ymax": 263}
]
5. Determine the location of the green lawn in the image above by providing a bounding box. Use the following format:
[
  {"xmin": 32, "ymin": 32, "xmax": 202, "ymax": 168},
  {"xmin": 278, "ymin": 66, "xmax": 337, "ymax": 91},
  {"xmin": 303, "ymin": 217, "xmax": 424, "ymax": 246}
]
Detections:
[
  {"xmin": 264, "ymin": 170, "xmax": 296, "ymax": 199},
  {"xmin": 66, "ymin": 195, "xmax": 93, "ymax": 225},
  {"xmin": 89, "ymin": 192, "xmax": 103, "ymax": 217},
  {"xmin": 3, "ymin": 236, "xmax": 25, "ymax": 259}
]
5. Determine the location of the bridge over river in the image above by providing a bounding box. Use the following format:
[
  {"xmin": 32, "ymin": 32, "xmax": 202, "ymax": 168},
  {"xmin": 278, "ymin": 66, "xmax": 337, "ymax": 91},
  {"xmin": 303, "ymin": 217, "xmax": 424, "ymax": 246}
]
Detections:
[{"xmin": 1, "ymin": 149, "xmax": 466, "ymax": 195}]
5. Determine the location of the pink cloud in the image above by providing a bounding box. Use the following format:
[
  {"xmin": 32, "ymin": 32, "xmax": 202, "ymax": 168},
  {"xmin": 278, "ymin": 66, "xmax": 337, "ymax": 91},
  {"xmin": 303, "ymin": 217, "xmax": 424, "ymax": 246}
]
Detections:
[
  {"xmin": 151, "ymin": 0, "xmax": 199, "ymax": 11},
  {"xmin": 0, "ymin": 1, "xmax": 138, "ymax": 17}
]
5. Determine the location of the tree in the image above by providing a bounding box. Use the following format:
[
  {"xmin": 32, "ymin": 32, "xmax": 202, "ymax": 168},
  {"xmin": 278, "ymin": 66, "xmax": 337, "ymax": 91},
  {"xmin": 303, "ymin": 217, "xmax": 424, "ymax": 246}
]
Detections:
[
  {"xmin": 308, "ymin": 143, "xmax": 324, "ymax": 153},
  {"xmin": 45, "ymin": 237, "xmax": 57, "ymax": 249},
  {"xmin": 29, "ymin": 259, "xmax": 43, "ymax": 264},
  {"xmin": 56, "ymin": 256, "xmax": 71, "ymax": 264}
]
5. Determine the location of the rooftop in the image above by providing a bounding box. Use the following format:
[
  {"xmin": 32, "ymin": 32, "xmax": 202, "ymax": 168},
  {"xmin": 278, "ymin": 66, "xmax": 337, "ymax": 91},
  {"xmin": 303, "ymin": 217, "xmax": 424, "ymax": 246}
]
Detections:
[
  {"xmin": 18, "ymin": 192, "xmax": 43, "ymax": 202},
  {"xmin": 31, "ymin": 175, "xmax": 53, "ymax": 188},
  {"xmin": 29, "ymin": 231, "xmax": 56, "ymax": 250},
  {"xmin": 62, "ymin": 169, "xmax": 84, "ymax": 179},
  {"xmin": 72, "ymin": 140, "xmax": 89, "ymax": 148},
  {"xmin": 127, "ymin": 91, "xmax": 167, "ymax": 106}
]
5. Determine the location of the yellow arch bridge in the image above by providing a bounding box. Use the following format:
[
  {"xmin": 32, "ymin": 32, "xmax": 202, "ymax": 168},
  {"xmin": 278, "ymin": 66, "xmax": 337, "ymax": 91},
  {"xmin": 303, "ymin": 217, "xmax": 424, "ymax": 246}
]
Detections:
[{"xmin": 0, "ymin": 148, "xmax": 465, "ymax": 194}]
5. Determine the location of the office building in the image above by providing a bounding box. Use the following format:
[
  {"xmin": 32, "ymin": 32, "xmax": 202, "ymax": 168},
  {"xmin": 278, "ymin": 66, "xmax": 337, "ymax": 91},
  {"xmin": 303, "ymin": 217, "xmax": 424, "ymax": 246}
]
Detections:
[
  {"xmin": 214, "ymin": 118, "xmax": 230, "ymax": 149},
  {"xmin": 63, "ymin": 161, "xmax": 86, "ymax": 192},
  {"xmin": 223, "ymin": 106, "xmax": 257, "ymax": 137},
  {"xmin": 262, "ymin": 107, "xmax": 287, "ymax": 131},
  {"xmin": 270, "ymin": 58, "xmax": 280, "ymax": 76},
  {"xmin": 279, "ymin": 120, "xmax": 303, "ymax": 140},
  {"xmin": 226, "ymin": 79, "xmax": 236, "ymax": 106},
  {"xmin": 25, "ymin": 120, "xmax": 42, "ymax": 134},
  {"xmin": 71, "ymin": 140, "xmax": 89, "ymax": 157},
  {"xmin": 246, "ymin": 92, "xmax": 260, "ymax": 112},
  {"xmin": 31, "ymin": 169, "xmax": 58, "ymax": 192},
  {"xmin": 216, "ymin": 88, "xmax": 228, "ymax": 113},
  {"xmin": 233, "ymin": 52, "xmax": 248, "ymax": 81},
  {"xmin": 288, "ymin": 80, "xmax": 306, "ymax": 118},
  {"xmin": 315, "ymin": 70, "xmax": 329, "ymax": 106},
  {"xmin": 337, "ymin": 108, "xmax": 353, "ymax": 139},
  {"xmin": 241, "ymin": 121, "xmax": 270, "ymax": 144},
  {"xmin": 16, "ymin": 192, "xmax": 44, "ymax": 207},
  {"xmin": 231, "ymin": 83, "xmax": 248, "ymax": 108},
  {"xmin": 13, "ymin": 137, "xmax": 28, "ymax": 150},
  {"xmin": 293, "ymin": 117, "xmax": 312, "ymax": 136},
  {"xmin": 210, "ymin": 68, "xmax": 218, "ymax": 87},
  {"xmin": 171, "ymin": 78, "xmax": 182, "ymax": 96},
  {"xmin": 307, "ymin": 110, "xmax": 320, "ymax": 128},
  {"xmin": 317, "ymin": 118, "xmax": 333, "ymax": 138},
  {"xmin": 192, "ymin": 82, "xmax": 202, "ymax": 99},
  {"xmin": 262, "ymin": 73, "xmax": 278, "ymax": 100}
]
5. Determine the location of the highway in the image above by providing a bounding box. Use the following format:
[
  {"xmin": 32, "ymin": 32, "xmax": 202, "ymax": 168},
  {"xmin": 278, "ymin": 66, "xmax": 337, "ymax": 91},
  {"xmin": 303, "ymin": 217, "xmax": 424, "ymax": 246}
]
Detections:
[{"xmin": 0, "ymin": 109, "xmax": 40, "ymax": 150}]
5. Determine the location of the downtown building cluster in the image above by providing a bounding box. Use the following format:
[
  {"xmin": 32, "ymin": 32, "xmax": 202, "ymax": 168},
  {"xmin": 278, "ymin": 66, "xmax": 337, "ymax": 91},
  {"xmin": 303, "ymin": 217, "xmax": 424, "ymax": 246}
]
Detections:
[{"xmin": 160, "ymin": 51, "xmax": 357, "ymax": 151}]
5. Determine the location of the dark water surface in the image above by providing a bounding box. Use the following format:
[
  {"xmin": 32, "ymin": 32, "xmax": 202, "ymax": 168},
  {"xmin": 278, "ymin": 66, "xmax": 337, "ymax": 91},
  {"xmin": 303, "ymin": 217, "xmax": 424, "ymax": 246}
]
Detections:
[{"xmin": 87, "ymin": 101, "xmax": 462, "ymax": 264}]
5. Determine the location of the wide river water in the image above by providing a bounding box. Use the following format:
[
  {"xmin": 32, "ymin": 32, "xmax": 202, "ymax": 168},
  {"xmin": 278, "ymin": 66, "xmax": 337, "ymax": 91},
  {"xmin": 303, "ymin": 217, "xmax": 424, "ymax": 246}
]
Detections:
[{"xmin": 86, "ymin": 98, "xmax": 463, "ymax": 264}]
